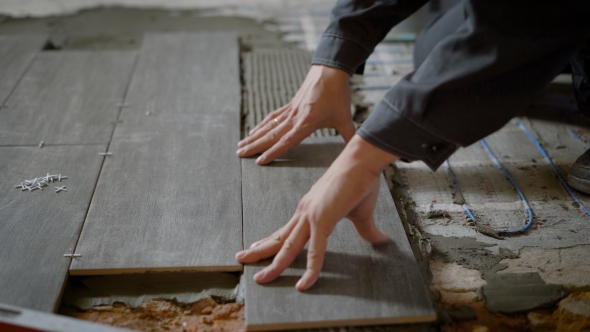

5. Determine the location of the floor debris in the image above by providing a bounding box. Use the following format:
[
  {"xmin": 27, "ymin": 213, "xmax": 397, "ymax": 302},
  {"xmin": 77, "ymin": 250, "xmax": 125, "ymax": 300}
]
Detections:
[
  {"xmin": 448, "ymin": 292, "xmax": 590, "ymax": 332},
  {"xmin": 76, "ymin": 297, "xmax": 244, "ymax": 332}
]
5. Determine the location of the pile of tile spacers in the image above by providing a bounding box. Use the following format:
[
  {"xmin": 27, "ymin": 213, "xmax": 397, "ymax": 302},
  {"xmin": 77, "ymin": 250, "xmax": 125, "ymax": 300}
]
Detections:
[{"xmin": 14, "ymin": 173, "xmax": 67, "ymax": 193}]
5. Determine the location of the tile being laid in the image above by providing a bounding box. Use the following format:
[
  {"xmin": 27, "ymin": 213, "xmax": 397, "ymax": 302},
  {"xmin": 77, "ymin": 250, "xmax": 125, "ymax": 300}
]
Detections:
[{"xmin": 242, "ymin": 136, "xmax": 436, "ymax": 331}]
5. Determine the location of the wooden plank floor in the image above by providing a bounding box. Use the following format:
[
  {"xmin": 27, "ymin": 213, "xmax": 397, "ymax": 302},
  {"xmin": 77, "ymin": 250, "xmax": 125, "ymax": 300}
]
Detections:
[
  {"xmin": 0, "ymin": 146, "xmax": 106, "ymax": 311},
  {"xmin": 70, "ymin": 33, "xmax": 243, "ymax": 275},
  {"xmin": 0, "ymin": 51, "xmax": 136, "ymax": 145},
  {"xmin": 0, "ymin": 38, "xmax": 137, "ymax": 312},
  {"xmin": 242, "ymin": 137, "xmax": 436, "ymax": 331},
  {"xmin": 0, "ymin": 34, "xmax": 47, "ymax": 104}
]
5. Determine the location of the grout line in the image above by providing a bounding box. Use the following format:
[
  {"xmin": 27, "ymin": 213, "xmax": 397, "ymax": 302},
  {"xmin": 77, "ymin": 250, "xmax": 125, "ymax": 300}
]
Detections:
[
  {"xmin": 0, "ymin": 47, "xmax": 43, "ymax": 114},
  {"xmin": 240, "ymin": 158, "xmax": 245, "ymax": 252},
  {"xmin": 238, "ymin": 38, "xmax": 246, "ymax": 253}
]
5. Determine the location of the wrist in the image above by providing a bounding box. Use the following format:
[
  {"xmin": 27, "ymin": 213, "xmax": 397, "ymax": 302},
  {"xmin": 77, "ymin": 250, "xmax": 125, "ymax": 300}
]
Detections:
[
  {"xmin": 338, "ymin": 135, "xmax": 399, "ymax": 178},
  {"xmin": 311, "ymin": 64, "xmax": 351, "ymax": 85}
]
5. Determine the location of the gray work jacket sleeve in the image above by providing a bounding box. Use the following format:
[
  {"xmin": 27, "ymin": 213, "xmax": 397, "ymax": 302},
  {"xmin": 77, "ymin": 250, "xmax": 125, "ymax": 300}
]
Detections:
[
  {"xmin": 312, "ymin": 0, "xmax": 428, "ymax": 75},
  {"xmin": 313, "ymin": 0, "xmax": 590, "ymax": 170}
]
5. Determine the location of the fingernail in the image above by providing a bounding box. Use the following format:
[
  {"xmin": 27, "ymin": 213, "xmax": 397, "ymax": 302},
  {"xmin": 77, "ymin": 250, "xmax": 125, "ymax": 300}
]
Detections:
[
  {"xmin": 256, "ymin": 155, "xmax": 265, "ymax": 164},
  {"xmin": 236, "ymin": 148, "xmax": 244, "ymax": 156},
  {"xmin": 235, "ymin": 251, "xmax": 246, "ymax": 259},
  {"xmin": 371, "ymin": 234, "xmax": 390, "ymax": 247},
  {"xmin": 295, "ymin": 279, "xmax": 304, "ymax": 290},
  {"xmin": 238, "ymin": 140, "xmax": 246, "ymax": 148},
  {"xmin": 253, "ymin": 271, "xmax": 264, "ymax": 281}
]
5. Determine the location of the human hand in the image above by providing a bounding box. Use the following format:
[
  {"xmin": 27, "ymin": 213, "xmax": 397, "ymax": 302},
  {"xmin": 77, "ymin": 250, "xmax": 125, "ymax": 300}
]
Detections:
[
  {"xmin": 236, "ymin": 65, "xmax": 356, "ymax": 165},
  {"xmin": 235, "ymin": 135, "xmax": 399, "ymax": 290}
]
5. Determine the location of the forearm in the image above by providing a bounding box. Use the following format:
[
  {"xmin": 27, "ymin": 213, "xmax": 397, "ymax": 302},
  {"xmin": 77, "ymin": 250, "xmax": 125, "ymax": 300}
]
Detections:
[
  {"xmin": 331, "ymin": 134, "xmax": 399, "ymax": 180},
  {"xmin": 317, "ymin": 135, "xmax": 399, "ymax": 212},
  {"xmin": 359, "ymin": 0, "xmax": 590, "ymax": 170}
]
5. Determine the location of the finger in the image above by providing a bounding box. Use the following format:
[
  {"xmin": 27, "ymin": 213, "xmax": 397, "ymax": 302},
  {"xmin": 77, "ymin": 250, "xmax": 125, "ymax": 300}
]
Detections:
[
  {"xmin": 250, "ymin": 230, "xmax": 281, "ymax": 248},
  {"xmin": 236, "ymin": 237, "xmax": 283, "ymax": 263},
  {"xmin": 295, "ymin": 227, "xmax": 328, "ymax": 291},
  {"xmin": 250, "ymin": 211, "xmax": 301, "ymax": 248},
  {"xmin": 238, "ymin": 112, "xmax": 288, "ymax": 150},
  {"xmin": 256, "ymin": 125, "xmax": 313, "ymax": 165},
  {"xmin": 236, "ymin": 217, "xmax": 301, "ymax": 263},
  {"xmin": 237, "ymin": 120, "xmax": 290, "ymax": 158},
  {"xmin": 253, "ymin": 220, "xmax": 310, "ymax": 284},
  {"xmin": 238, "ymin": 120, "xmax": 276, "ymax": 150},
  {"xmin": 249, "ymin": 107, "xmax": 287, "ymax": 136},
  {"xmin": 248, "ymin": 105, "xmax": 289, "ymax": 136},
  {"xmin": 351, "ymin": 216, "xmax": 390, "ymax": 246}
]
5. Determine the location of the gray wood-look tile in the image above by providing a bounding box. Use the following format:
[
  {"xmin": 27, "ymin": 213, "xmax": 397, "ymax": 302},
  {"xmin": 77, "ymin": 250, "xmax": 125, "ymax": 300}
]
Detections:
[
  {"xmin": 0, "ymin": 51, "xmax": 136, "ymax": 145},
  {"xmin": 0, "ymin": 34, "xmax": 47, "ymax": 104},
  {"xmin": 70, "ymin": 33, "xmax": 242, "ymax": 275},
  {"xmin": 0, "ymin": 145, "xmax": 105, "ymax": 311},
  {"xmin": 242, "ymin": 137, "xmax": 436, "ymax": 331}
]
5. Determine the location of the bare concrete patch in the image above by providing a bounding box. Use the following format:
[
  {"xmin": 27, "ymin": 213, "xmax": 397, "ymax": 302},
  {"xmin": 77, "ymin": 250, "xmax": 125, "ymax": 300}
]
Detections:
[
  {"xmin": 427, "ymin": 234, "xmax": 516, "ymax": 272},
  {"xmin": 429, "ymin": 259, "xmax": 486, "ymax": 306},
  {"xmin": 480, "ymin": 272, "xmax": 565, "ymax": 314},
  {"xmin": 499, "ymin": 245, "xmax": 590, "ymax": 292}
]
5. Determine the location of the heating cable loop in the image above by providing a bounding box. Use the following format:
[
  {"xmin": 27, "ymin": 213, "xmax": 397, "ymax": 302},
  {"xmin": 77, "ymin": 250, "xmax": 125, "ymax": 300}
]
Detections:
[
  {"xmin": 517, "ymin": 120, "xmax": 590, "ymax": 217},
  {"xmin": 444, "ymin": 139, "xmax": 534, "ymax": 236}
]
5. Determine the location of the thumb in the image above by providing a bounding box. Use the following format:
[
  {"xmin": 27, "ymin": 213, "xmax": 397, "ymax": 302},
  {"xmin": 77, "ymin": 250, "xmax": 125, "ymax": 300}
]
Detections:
[
  {"xmin": 335, "ymin": 119, "xmax": 356, "ymax": 143},
  {"xmin": 351, "ymin": 216, "xmax": 390, "ymax": 246}
]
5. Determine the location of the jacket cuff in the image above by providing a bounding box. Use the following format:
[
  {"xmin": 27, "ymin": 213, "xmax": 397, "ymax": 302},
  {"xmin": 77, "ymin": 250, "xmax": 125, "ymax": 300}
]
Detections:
[
  {"xmin": 312, "ymin": 34, "xmax": 372, "ymax": 76},
  {"xmin": 357, "ymin": 99, "xmax": 459, "ymax": 171}
]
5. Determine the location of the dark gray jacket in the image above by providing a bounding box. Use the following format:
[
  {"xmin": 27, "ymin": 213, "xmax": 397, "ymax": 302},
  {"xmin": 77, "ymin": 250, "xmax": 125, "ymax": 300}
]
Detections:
[{"xmin": 312, "ymin": 0, "xmax": 590, "ymax": 170}]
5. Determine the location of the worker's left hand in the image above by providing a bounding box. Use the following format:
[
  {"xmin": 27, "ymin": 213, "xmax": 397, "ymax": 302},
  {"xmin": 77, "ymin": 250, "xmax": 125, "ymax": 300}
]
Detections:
[
  {"xmin": 236, "ymin": 65, "xmax": 354, "ymax": 165},
  {"xmin": 235, "ymin": 135, "xmax": 399, "ymax": 290}
]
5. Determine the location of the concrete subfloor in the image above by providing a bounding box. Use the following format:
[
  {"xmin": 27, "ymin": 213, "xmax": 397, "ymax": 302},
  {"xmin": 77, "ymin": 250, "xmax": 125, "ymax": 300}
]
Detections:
[{"xmin": 2, "ymin": 2, "xmax": 590, "ymax": 331}]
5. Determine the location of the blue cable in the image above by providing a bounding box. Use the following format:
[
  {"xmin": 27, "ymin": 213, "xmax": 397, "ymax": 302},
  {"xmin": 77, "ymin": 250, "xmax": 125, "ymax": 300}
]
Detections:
[
  {"xmin": 444, "ymin": 160, "xmax": 477, "ymax": 222},
  {"xmin": 561, "ymin": 109, "xmax": 590, "ymax": 150},
  {"xmin": 444, "ymin": 140, "xmax": 534, "ymax": 236},
  {"xmin": 517, "ymin": 121, "xmax": 590, "ymax": 217},
  {"xmin": 479, "ymin": 140, "xmax": 534, "ymax": 235}
]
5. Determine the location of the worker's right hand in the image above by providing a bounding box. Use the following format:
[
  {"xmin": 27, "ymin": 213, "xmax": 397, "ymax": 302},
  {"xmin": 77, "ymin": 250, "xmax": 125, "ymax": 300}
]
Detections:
[
  {"xmin": 236, "ymin": 64, "xmax": 356, "ymax": 165},
  {"xmin": 236, "ymin": 135, "xmax": 398, "ymax": 290}
]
